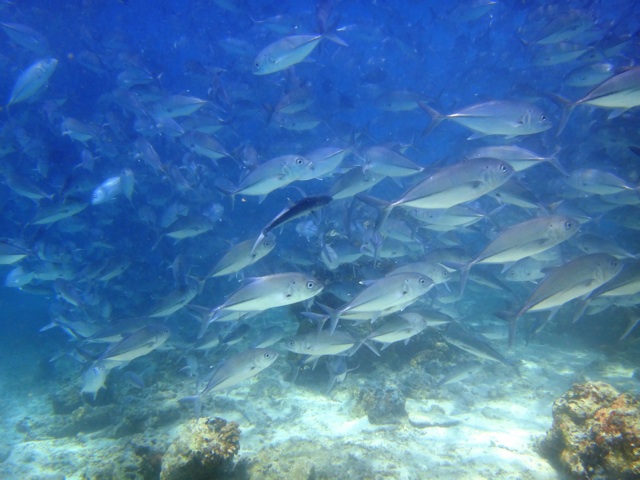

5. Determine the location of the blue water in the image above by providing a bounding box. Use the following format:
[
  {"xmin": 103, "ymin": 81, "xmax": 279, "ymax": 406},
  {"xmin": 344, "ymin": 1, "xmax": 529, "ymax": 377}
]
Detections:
[{"xmin": 1, "ymin": 0, "xmax": 640, "ymax": 478}]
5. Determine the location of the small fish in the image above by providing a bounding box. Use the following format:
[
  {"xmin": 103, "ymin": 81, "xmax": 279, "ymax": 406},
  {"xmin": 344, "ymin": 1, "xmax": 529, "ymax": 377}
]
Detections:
[
  {"xmin": 30, "ymin": 199, "xmax": 87, "ymax": 225},
  {"xmin": 366, "ymin": 312, "xmax": 428, "ymax": 349},
  {"xmin": 148, "ymin": 278, "xmax": 199, "ymax": 317},
  {"xmin": 81, "ymin": 362, "xmax": 109, "ymax": 401}
]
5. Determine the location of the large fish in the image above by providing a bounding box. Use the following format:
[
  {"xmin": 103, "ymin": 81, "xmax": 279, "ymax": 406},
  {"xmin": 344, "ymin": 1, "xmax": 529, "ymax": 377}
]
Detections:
[
  {"xmin": 208, "ymin": 233, "xmax": 276, "ymax": 277},
  {"xmin": 557, "ymin": 67, "xmax": 640, "ymax": 134},
  {"xmin": 369, "ymin": 158, "xmax": 514, "ymax": 233},
  {"xmin": 506, "ymin": 253, "xmax": 624, "ymax": 346},
  {"xmin": 325, "ymin": 272, "xmax": 434, "ymax": 333},
  {"xmin": 253, "ymin": 33, "xmax": 347, "ymax": 75},
  {"xmin": 460, "ymin": 215, "xmax": 580, "ymax": 292},
  {"xmin": 98, "ymin": 325, "xmax": 171, "ymax": 367},
  {"xmin": 443, "ymin": 322, "xmax": 516, "ymax": 372},
  {"xmin": 7, "ymin": 58, "xmax": 58, "ymax": 106},
  {"xmin": 194, "ymin": 348, "xmax": 278, "ymax": 396},
  {"xmin": 203, "ymin": 273, "xmax": 323, "ymax": 336},
  {"xmin": 284, "ymin": 330, "xmax": 357, "ymax": 356},
  {"xmin": 419, "ymin": 100, "xmax": 552, "ymax": 138},
  {"xmin": 218, "ymin": 155, "xmax": 313, "ymax": 200},
  {"xmin": 148, "ymin": 278, "xmax": 200, "ymax": 317}
]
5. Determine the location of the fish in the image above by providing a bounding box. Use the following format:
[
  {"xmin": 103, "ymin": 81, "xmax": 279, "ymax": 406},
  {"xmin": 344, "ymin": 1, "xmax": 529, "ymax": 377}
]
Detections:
[
  {"xmin": 251, "ymin": 195, "xmax": 332, "ymax": 254},
  {"xmin": 253, "ymin": 33, "xmax": 347, "ymax": 75},
  {"xmin": 468, "ymin": 145, "xmax": 566, "ymax": 174},
  {"xmin": 361, "ymin": 146, "xmax": 424, "ymax": 177},
  {"xmin": 366, "ymin": 312, "xmax": 428, "ymax": 349},
  {"xmin": 7, "ymin": 58, "xmax": 58, "ymax": 106},
  {"xmin": 284, "ymin": 330, "xmax": 358, "ymax": 356},
  {"xmin": 218, "ymin": 154, "xmax": 313, "ymax": 200},
  {"xmin": 369, "ymin": 158, "xmax": 514, "ymax": 233},
  {"xmin": 0, "ymin": 241, "xmax": 31, "ymax": 265},
  {"xmin": 324, "ymin": 272, "xmax": 434, "ymax": 333},
  {"xmin": 556, "ymin": 67, "xmax": 640, "ymax": 134},
  {"xmin": 505, "ymin": 253, "xmax": 624, "ymax": 346},
  {"xmin": 437, "ymin": 362, "xmax": 484, "ymax": 387},
  {"xmin": 81, "ymin": 362, "xmax": 109, "ymax": 401},
  {"xmin": 419, "ymin": 100, "xmax": 552, "ymax": 138},
  {"xmin": 565, "ymin": 168, "xmax": 636, "ymax": 195},
  {"xmin": 148, "ymin": 278, "xmax": 199, "ymax": 317},
  {"xmin": 443, "ymin": 322, "xmax": 516, "ymax": 372},
  {"xmin": 91, "ymin": 170, "xmax": 134, "ymax": 205},
  {"xmin": 30, "ymin": 199, "xmax": 88, "ymax": 225},
  {"xmin": 328, "ymin": 166, "xmax": 385, "ymax": 200},
  {"xmin": 207, "ymin": 233, "xmax": 276, "ymax": 277},
  {"xmin": 98, "ymin": 324, "xmax": 171, "ymax": 368},
  {"xmin": 194, "ymin": 348, "xmax": 278, "ymax": 396},
  {"xmin": 460, "ymin": 215, "xmax": 580, "ymax": 292},
  {"xmin": 203, "ymin": 273, "xmax": 323, "ymax": 335}
]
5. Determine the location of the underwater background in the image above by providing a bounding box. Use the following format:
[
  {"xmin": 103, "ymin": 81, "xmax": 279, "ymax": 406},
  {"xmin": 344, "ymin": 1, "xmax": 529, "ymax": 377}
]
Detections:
[{"xmin": 1, "ymin": 0, "xmax": 640, "ymax": 478}]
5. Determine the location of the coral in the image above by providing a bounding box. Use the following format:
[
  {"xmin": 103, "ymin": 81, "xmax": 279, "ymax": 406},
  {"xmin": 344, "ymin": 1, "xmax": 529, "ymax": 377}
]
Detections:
[
  {"xmin": 160, "ymin": 417, "xmax": 241, "ymax": 480},
  {"xmin": 539, "ymin": 382, "xmax": 640, "ymax": 479},
  {"xmin": 354, "ymin": 382, "xmax": 406, "ymax": 424}
]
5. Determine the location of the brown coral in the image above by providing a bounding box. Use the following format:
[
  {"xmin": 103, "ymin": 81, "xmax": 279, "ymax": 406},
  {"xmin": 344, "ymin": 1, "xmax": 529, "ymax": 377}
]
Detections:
[
  {"xmin": 539, "ymin": 382, "xmax": 640, "ymax": 479},
  {"xmin": 160, "ymin": 417, "xmax": 240, "ymax": 480}
]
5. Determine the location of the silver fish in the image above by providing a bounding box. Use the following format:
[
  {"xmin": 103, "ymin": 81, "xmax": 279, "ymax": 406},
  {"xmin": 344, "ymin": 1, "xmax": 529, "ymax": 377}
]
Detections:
[
  {"xmin": 327, "ymin": 272, "xmax": 434, "ymax": 333},
  {"xmin": 366, "ymin": 313, "xmax": 428, "ymax": 349},
  {"xmin": 460, "ymin": 215, "xmax": 579, "ymax": 292},
  {"xmin": 30, "ymin": 200, "xmax": 87, "ymax": 225},
  {"xmin": 420, "ymin": 100, "xmax": 552, "ymax": 138},
  {"xmin": 98, "ymin": 325, "xmax": 170, "ymax": 367},
  {"xmin": 198, "ymin": 348, "xmax": 278, "ymax": 395},
  {"xmin": 81, "ymin": 362, "xmax": 108, "ymax": 401},
  {"xmin": 208, "ymin": 233, "xmax": 276, "ymax": 277},
  {"xmin": 284, "ymin": 330, "xmax": 357, "ymax": 356},
  {"xmin": 221, "ymin": 155, "xmax": 313, "ymax": 199},
  {"xmin": 7, "ymin": 58, "xmax": 58, "ymax": 106},
  {"xmin": 148, "ymin": 278, "xmax": 199, "ymax": 317},
  {"xmin": 558, "ymin": 67, "xmax": 640, "ymax": 133},
  {"xmin": 372, "ymin": 158, "xmax": 514, "ymax": 232},
  {"xmin": 443, "ymin": 322, "xmax": 515, "ymax": 371},
  {"xmin": 253, "ymin": 34, "xmax": 346, "ymax": 75},
  {"xmin": 507, "ymin": 253, "xmax": 624, "ymax": 346}
]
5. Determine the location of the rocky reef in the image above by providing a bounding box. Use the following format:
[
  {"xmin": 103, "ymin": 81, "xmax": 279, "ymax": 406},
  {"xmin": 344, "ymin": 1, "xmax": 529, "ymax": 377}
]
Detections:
[
  {"xmin": 539, "ymin": 381, "xmax": 640, "ymax": 479},
  {"xmin": 160, "ymin": 417, "xmax": 241, "ymax": 480}
]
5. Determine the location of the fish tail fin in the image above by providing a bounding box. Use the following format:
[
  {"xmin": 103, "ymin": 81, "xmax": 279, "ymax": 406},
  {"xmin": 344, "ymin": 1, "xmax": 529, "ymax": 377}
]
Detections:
[
  {"xmin": 545, "ymin": 93, "xmax": 574, "ymax": 136},
  {"xmin": 619, "ymin": 309, "xmax": 640, "ymax": 341},
  {"xmin": 250, "ymin": 231, "xmax": 266, "ymax": 257},
  {"xmin": 324, "ymin": 33, "xmax": 348, "ymax": 47},
  {"xmin": 418, "ymin": 101, "xmax": 444, "ymax": 136},
  {"xmin": 197, "ymin": 310, "xmax": 216, "ymax": 338},
  {"xmin": 459, "ymin": 263, "xmax": 473, "ymax": 296},
  {"xmin": 495, "ymin": 310, "xmax": 518, "ymax": 349},
  {"xmin": 361, "ymin": 339, "xmax": 380, "ymax": 357},
  {"xmin": 178, "ymin": 395, "xmax": 202, "ymax": 418},
  {"xmin": 547, "ymin": 146, "xmax": 568, "ymax": 176},
  {"xmin": 572, "ymin": 299, "xmax": 591, "ymax": 323}
]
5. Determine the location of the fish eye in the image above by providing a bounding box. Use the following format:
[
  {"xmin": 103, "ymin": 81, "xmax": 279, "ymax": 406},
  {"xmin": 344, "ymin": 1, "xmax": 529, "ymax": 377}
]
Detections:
[
  {"xmin": 564, "ymin": 221, "xmax": 573, "ymax": 229},
  {"xmin": 500, "ymin": 164, "xmax": 508, "ymax": 172},
  {"xmin": 540, "ymin": 114, "xmax": 546, "ymax": 121},
  {"xmin": 264, "ymin": 352, "xmax": 273, "ymax": 359},
  {"xmin": 419, "ymin": 277, "xmax": 427, "ymax": 285},
  {"xmin": 306, "ymin": 280, "xmax": 316, "ymax": 289},
  {"xmin": 296, "ymin": 157, "xmax": 304, "ymax": 165}
]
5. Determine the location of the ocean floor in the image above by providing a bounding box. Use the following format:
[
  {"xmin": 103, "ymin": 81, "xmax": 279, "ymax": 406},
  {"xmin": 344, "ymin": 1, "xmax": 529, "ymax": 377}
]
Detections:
[{"xmin": 0, "ymin": 308, "xmax": 638, "ymax": 480}]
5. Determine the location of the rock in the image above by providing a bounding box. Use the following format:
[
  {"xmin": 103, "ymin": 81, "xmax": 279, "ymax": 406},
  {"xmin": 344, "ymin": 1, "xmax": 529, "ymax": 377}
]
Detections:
[
  {"xmin": 354, "ymin": 382, "xmax": 406, "ymax": 425},
  {"xmin": 160, "ymin": 417, "xmax": 240, "ymax": 480},
  {"xmin": 539, "ymin": 381, "xmax": 640, "ymax": 479}
]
